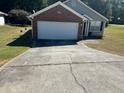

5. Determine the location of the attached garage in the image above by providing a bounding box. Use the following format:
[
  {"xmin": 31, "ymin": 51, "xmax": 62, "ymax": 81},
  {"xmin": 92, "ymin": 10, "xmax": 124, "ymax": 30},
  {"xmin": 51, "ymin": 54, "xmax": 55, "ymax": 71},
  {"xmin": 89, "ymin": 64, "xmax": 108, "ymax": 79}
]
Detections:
[
  {"xmin": 29, "ymin": 1, "xmax": 87, "ymax": 40},
  {"xmin": 37, "ymin": 21, "xmax": 78, "ymax": 40}
]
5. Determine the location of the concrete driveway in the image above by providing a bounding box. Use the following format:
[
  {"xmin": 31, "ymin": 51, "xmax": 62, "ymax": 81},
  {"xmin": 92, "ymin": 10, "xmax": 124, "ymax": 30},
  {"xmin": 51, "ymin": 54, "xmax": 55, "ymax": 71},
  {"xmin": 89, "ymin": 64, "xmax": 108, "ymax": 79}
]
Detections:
[{"xmin": 0, "ymin": 41, "xmax": 124, "ymax": 93}]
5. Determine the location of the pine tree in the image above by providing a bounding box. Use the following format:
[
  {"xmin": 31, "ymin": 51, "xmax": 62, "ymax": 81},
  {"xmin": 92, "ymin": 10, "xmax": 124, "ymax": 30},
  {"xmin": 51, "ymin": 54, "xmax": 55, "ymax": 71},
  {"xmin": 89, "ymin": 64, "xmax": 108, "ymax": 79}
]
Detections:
[
  {"xmin": 106, "ymin": 0, "xmax": 113, "ymax": 21},
  {"xmin": 43, "ymin": 0, "xmax": 48, "ymax": 7}
]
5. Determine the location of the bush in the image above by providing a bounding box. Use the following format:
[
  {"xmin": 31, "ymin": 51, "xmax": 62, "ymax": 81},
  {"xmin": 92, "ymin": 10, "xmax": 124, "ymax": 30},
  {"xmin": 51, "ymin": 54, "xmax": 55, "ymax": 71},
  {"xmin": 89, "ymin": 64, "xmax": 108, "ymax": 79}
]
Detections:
[{"xmin": 8, "ymin": 9, "xmax": 31, "ymax": 25}]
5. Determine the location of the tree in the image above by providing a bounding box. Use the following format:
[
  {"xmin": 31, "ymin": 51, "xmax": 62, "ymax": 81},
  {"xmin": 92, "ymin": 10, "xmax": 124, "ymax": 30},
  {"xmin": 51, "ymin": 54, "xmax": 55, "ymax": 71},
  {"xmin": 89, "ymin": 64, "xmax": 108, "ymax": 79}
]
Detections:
[
  {"xmin": 0, "ymin": 0, "xmax": 124, "ymax": 24},
  {"xmin": 8, "ymin": 9, "xmax": 31, "ymax": 25},
  {"xmin": 43, "ymin": 0, "xmax": 48, "ymax": 7},
  {"xmin": 106, "ymin": 0, "xmax": 113, "ymax": 21}
]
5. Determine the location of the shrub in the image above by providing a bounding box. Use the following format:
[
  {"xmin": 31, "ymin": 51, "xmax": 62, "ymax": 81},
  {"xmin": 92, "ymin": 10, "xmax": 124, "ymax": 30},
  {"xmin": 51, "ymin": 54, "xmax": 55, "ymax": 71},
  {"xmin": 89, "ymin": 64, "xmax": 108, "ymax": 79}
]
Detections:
[{"xmin": 8, "ymin": 9, "xmax": 31, "ymax": 25}]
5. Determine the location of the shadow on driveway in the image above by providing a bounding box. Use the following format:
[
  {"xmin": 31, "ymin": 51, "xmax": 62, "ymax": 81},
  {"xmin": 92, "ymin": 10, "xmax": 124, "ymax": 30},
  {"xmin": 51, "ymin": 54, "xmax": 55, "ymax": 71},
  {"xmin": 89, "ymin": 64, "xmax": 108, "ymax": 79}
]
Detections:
[
  {"xmin": 7, "ymin": 30, "xmax": 32, "ymax": 47},
  {"xmin": 7, "ymin": 29, "xmax": 78, "ymax": 48},
  {"xmin": 32, "ymin": 40, "xmax": 78, "ymax": 47}
]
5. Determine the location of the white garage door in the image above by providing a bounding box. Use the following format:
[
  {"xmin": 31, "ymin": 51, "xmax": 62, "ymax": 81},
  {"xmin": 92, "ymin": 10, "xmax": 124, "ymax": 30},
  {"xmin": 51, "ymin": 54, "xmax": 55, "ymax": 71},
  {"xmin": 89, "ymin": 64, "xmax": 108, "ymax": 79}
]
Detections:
[{"xmin": 37, "ymin": 21, "xmax": 78, "ymax": 40}]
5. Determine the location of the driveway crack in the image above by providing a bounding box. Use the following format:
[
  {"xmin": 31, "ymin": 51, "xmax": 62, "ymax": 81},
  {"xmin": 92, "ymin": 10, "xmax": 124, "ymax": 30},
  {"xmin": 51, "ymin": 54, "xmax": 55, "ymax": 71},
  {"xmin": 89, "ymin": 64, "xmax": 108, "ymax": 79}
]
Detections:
[
  {"xmin": 69, "ymin": 54, "xmax": 89, "ymax": 93},
  {"xmin": 69, "ymin": 64, "xmax": 89, "ymax": 93}
]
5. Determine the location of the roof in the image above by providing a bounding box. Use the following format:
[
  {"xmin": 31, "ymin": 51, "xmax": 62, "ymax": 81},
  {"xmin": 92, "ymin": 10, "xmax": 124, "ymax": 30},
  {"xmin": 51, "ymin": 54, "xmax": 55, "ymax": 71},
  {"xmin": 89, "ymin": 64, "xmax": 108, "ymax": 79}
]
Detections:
[
  {"xmin": 0, "ymin": 11, "xmax": 8, "ymax": 16},
  {"xmin": 29, "ymin": 1, "xmax": 87, "ymax": 21},
  {"xmin": 64, "ymin": 0, "xmax": 108, "ymax": 21},
  {"xmin": 83, "ymin": 14, "xmax": 93, "ymax": 21}
]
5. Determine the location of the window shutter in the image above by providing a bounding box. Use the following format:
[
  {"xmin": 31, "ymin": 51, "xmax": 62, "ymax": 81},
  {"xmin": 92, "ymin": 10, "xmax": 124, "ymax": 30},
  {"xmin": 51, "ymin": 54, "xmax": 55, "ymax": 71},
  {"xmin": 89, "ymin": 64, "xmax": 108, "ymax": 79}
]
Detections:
[{"xmin": 100, "ymin": 22, "xmax": 104, "ymax": 31}]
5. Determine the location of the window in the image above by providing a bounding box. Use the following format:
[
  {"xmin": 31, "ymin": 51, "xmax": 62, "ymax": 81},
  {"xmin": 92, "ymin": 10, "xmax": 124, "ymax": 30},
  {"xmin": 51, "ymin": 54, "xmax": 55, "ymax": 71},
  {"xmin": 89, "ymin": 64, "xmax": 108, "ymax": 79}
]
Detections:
[
  {"xmin": 90, "ymin": 21, "xmax": 101, "ymax": 31},
  {"xmin": 91, "ymin": 21, "xmax": 101, "ymax": 26}
]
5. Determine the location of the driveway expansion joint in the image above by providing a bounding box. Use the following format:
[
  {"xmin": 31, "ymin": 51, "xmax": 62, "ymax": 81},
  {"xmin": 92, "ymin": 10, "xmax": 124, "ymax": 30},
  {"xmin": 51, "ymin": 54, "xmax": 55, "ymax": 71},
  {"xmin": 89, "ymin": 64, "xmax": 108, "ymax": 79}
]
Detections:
[{"xmin": 3, "ymin": 60, "xmax": 124, "ymax": 69}]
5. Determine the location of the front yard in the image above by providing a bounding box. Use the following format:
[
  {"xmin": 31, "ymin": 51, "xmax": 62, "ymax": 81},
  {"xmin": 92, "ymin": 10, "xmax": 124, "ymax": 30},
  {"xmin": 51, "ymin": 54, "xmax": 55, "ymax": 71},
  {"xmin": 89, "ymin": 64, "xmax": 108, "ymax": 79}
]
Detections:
[
  {"xmin": 84, "ymin": 24, "xmax": 124, "ymax": 56},
  {"xmin": 0, "ymin": 24, "xmax": 124, "ymax": 67},
  {"xmin": 0, "ymin": 25, "xmax": 31, "ymax": 66}
]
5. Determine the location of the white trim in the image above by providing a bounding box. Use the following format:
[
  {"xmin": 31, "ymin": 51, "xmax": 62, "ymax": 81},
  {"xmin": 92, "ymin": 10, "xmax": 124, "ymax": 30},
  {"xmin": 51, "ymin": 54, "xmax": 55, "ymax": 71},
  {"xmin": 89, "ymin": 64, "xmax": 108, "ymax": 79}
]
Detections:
[
  {"xmin": 29, "ymin": 1, "xmax": 61, "ymax": 18},
  {"xmin": 64, "ymin": 0, "xmax": 108, "ymax": 21},
  {"xmin": 29, "ymin": 1, "xmax": 87, "ymax": 21},
  {"xmin": 85, "ymin": 21, "xmax": 90, "ymax": 36},
  {"xmin": 83, "ymin": 14, "xmax": 93, "ymax": 20},
  {"xmin": 63, "ymin": 0, "xmax": 70, "ymax": 3},
  {"xmin": 0, "ymin": 11, "xmax": 8, "ymax": 16}
]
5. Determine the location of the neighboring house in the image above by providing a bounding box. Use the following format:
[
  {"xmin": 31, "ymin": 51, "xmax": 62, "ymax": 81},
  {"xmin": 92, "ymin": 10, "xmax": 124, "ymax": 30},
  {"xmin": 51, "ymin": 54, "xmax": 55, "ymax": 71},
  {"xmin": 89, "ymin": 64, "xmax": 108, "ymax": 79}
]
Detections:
[
  {"xmin": 29, "ymin": 0, "xmax": 108, "ymax": 40},
  {"xmin": 0, "ymin": 11, "xmax": 8, "ymax": 25}
]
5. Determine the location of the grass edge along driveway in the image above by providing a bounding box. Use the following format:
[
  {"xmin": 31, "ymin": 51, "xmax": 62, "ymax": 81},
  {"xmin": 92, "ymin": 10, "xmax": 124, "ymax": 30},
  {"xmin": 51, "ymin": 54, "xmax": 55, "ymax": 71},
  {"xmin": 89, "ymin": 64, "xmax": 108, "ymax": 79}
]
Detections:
[
  {"xmin": 84, "ymin": 24, "xmax": 124, "ymax": 57},
  {"xmin": 0, "ymin": 25, "xmax": 32, "ymax": 66}
]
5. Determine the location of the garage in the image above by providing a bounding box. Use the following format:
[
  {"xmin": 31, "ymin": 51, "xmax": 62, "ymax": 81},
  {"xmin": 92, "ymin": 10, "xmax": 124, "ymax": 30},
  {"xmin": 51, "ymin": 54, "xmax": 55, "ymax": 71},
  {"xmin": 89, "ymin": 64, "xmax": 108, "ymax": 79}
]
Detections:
[
  {"xmin": 29, "ymin": 1, "xmax": 87, "ymax": 40},
  {"xmin": 37, "ymin": 21, "xmax": 78, "ymax": 40}
]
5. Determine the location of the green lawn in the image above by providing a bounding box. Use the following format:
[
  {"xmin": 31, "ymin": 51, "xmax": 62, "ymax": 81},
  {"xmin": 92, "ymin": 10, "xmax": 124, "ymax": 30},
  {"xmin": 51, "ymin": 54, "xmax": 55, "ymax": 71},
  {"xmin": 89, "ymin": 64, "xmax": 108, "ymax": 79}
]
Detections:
[
  {"xmin": 85, "ymin": 24, "xmax": 124, "ymax": 56},
  {"xmin": 0, "ymin": 25, "xmax": 31, "ymax": 66}
]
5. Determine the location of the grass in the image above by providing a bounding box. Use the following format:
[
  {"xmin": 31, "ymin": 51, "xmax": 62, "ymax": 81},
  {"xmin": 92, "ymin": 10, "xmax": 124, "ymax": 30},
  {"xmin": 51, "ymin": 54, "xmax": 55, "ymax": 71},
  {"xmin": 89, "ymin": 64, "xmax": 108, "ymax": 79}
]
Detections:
[
  {"xmin": 0, "ymin": 24, "xmax": 123, "ymax": 66},
  {"xmin": 0, "ymin": 25, "xmax": 32, "ymax": 66},
  {"xmin": 84, "ymin": 24, "xmax": 124, "ymax": 56}
]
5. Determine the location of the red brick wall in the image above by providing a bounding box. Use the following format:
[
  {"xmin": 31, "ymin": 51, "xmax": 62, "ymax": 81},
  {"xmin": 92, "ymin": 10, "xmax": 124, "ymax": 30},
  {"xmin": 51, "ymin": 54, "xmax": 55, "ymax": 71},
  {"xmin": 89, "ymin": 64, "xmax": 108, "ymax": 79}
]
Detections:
[{"xmin": 32, "ymin": 5, "xmax": 84, "ymax": 40}]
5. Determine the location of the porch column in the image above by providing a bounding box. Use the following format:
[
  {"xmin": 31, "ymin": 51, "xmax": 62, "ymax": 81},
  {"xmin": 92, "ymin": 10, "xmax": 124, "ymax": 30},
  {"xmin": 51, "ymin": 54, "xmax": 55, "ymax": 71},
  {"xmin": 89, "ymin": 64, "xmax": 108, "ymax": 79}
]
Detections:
[{"xmin": 85, "ymin": 21, "xmax": 90, "ymax": 36}]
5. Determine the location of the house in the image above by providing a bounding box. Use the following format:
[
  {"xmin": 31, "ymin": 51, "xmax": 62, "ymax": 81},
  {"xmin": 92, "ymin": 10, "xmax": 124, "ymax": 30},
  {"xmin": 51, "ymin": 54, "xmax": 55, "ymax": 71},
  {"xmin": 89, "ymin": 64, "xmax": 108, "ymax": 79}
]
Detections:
[
  {"xmin": 64, "ymin": 0, "xmax": 108, "ymax": 38},
  {"xmin": 0, "ymin": 11, "xmax": 8, "ymax": 25},
  {"xmin": 29, "ymin": 0, "xmax": 108, "ymax": 40}
]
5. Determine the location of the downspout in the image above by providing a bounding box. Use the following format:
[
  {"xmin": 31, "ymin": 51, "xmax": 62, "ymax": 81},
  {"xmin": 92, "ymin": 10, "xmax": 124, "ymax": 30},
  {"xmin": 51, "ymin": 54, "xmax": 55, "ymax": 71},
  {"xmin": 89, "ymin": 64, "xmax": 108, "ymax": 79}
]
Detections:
[
  {"xmin": 27, "ymin": 16, "xmax": 34, "ymax": 39},
  {"xmin": 80, "ymin": 19, "xmax": 86, "ymax": 40}
]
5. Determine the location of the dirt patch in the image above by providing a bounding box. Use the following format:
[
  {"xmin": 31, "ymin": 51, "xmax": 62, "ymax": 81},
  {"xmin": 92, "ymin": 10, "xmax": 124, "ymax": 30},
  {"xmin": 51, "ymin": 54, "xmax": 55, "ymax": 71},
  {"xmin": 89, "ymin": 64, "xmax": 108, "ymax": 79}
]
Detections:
[{"xmin": 0, "ymin": 60, "xmax": 8, "ymax": 67}]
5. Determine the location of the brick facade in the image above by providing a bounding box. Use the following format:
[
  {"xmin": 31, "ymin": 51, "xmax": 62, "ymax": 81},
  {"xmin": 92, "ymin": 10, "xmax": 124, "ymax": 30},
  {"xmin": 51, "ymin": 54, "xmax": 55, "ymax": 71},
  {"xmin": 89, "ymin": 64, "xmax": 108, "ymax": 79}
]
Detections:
[{"xmin": 32, "ymin": 5, "xmax": 85, "ymax": 40}]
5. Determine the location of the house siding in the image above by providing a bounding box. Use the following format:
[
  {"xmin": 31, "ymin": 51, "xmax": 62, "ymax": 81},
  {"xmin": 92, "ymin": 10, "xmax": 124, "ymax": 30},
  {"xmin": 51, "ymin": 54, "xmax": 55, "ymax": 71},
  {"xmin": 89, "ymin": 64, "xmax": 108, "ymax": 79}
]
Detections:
[{"xmin": 32, "ymin": 5, "xmax": 84, "ymax": 40}]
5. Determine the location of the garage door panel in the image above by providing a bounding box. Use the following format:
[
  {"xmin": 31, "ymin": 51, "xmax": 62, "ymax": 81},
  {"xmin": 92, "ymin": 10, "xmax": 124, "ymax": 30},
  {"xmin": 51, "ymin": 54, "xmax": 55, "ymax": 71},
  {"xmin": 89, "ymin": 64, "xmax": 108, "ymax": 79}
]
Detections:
[{"xmin": 37, "ymin": 21, "xmax": 78, "ymax": 40}]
